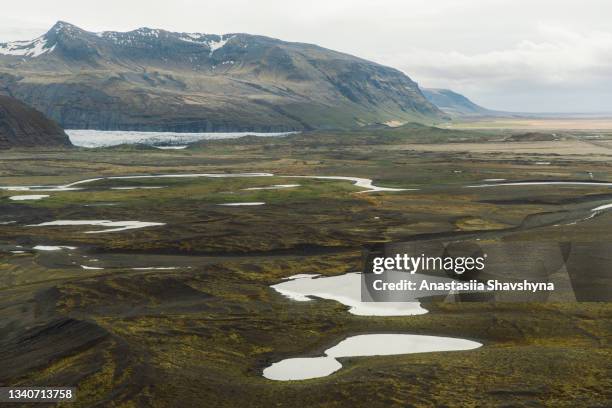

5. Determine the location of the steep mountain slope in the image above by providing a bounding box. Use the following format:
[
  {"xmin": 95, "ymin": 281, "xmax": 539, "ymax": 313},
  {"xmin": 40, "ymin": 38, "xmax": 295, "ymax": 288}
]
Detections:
[
  {"xmin": 0, "ymin": 95, "xmax": 71, "ymax": 148},
  {"xmin": 422, "ymin": 88, "xmax": 494, "ymax": 117},
  {"xmin": 0, "ymin": 22, "xmax": 445, "ymax": 131}
]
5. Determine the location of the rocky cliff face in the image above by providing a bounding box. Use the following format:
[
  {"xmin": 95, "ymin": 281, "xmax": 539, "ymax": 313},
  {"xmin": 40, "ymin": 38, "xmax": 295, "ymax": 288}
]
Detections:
[
  {"xmin": 0, "ymin": 22, "xmax": 445, "ymax": 131},
  {"xmin": 0, "ymin": 95, "xmax": 71, "ymax": 148}
]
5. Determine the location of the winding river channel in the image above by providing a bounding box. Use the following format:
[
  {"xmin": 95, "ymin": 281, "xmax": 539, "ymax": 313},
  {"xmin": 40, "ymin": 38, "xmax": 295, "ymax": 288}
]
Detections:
[{"xmin": 3, "ymin": 172, "xmax": 612, "ymax": 380}]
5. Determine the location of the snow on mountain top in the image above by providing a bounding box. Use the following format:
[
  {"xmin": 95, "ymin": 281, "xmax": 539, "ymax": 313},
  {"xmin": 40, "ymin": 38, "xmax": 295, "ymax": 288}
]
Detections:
[
  {"xmin": 93, "ymin": 28, "xmax": 234, "ymax": 54},
  {"xmin": 134, "ymin": 28, "xmax": 161, "ymax": 38},
  {"xmin": 177, "ymin": 33, "xmax": 235, "ymax": 55},
  {"xmin": 0, "ymin": 36, "xmax": 54, "ymax": 58},
  {"xmin": 0, "ymin": 22, "xmax": 236, "ymax": 59},
  {"xmin": 207, "ymin": 36, "xmax": 233, "ymax": 55}
]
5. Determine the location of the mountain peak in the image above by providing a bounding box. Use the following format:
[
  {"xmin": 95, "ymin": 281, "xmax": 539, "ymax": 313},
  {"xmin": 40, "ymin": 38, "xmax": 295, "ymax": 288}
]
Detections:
[
  {"xmin": 49, "ymin": 21, "xmax": 81, "ymax": 34},
  {"xmin": 133, "ymin": 27, "xmax": 161, "ymax": 34},
  {"xmin": 0, "ymin": 21, "xmax": 86, "ymax": 59}
]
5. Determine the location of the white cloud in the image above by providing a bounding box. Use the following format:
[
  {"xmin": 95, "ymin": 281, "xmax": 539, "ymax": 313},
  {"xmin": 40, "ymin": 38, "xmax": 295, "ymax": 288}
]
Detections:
[
  {"xmin": 371, "ymin": 24, "xmax": 612, "ymax": 111},
  {"xmin": 415, "ymin": 26, "xmax": 611, "ymax": 84}
]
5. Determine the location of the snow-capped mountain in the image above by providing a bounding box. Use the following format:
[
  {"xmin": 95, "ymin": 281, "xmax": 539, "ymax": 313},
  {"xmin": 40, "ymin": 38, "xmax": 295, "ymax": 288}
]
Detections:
[
  {"xmin": 0, "ymin": 35, "xmax": 56, "ymax": 58},
  {"xmin": 0, "ymin": 22, "xmax": 444, "ymax": 132}
]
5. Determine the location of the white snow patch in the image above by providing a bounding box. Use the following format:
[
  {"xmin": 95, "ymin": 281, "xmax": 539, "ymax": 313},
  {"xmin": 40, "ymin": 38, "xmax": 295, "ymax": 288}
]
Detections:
[
  {"xmin": 207, "ymin": 35, "xmax": 234, "ymax": 55},
  {"xmin": 0, "ymin": 36, "xmax": 54, "ymax": 58},
  {"xmin": 176, "ymin": 33, "xmax": 234, "ymax": 55}
]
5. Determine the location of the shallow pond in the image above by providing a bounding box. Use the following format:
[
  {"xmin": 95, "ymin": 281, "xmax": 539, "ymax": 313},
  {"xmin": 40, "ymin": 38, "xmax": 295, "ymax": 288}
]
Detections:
[
  {"xmin": 9, "ymin": 194, "xmax": 49, "ymax": 201},
  {"xmin": 33, "ymin": 245, "xmax": 77, "ymax": 251},
  {"xmin": 242, "ymin": 184, "xmax": 300, "ymax": 191},
  {"xmin": 219, "ymin": 202, "xmax": 266, "ymax": 206},
  {"xmin": 468, "ymin": 181, "xmax": 612, "ymax": 188},
  {"xmin": 271, "ymin": 272, "xmax": 476, "ymax": 316},
  {"xmin": 263, "ymin": 333, "xmax": 482, "ymax": 380}
]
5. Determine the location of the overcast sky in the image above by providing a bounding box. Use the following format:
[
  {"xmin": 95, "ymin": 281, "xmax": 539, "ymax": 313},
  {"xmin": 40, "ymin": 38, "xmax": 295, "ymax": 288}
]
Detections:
[{"xmin": 2, "ymin": 0, "xmax": 612, "ymax": 113}]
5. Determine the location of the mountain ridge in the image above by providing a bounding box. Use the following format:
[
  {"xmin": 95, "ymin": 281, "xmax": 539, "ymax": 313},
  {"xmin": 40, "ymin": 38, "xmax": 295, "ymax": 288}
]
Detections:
[
  {"xmin": 0, "ymin": 22, "xmax": 445, "ymax": 132},
  {"xmin": 422, "ymin": 88, "xmax": 495, "ymax": 117}
]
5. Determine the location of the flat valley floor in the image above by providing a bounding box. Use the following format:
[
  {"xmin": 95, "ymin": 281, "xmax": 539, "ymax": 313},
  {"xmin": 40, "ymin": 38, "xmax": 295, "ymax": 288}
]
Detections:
[{"xmin": 0, "ymin": 126, "xmax": 611, "ymax": 407}]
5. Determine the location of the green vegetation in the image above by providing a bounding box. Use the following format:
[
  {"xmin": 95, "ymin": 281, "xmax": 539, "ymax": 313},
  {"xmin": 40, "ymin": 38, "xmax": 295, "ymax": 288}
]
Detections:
[{"xmin": 1, "ymin": 128, "xmax": 611, "ymax": 406}]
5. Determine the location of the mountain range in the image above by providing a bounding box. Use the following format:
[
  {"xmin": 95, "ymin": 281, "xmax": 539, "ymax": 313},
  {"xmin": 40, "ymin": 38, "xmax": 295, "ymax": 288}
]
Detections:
[{"xmin": 0, "ymin": 22, "xmax": 447, "ymax": 132}]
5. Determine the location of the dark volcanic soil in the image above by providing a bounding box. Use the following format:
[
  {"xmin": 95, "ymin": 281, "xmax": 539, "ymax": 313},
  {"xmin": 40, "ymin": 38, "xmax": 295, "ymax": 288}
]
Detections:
[{"xmin": 0, "ymin": 95, "xmax": 71, "ymax": 149}]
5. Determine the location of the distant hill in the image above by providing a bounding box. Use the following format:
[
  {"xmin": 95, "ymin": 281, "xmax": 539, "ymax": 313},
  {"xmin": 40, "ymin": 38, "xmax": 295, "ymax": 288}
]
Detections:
[
  {"xmin": 0, "ymin": 95, "xmax": 71, "ymax": 148},
  {"xmin": 422, "ymin": 88, "xmax": 496, "ymax": 117},
  {"xmin": 504, "ymin": 132, "xmax": 559, "ymax": 142},
  {"xmin": 0, "ymin": 21, "xmax": 445, "ymax": 132}
]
